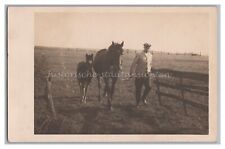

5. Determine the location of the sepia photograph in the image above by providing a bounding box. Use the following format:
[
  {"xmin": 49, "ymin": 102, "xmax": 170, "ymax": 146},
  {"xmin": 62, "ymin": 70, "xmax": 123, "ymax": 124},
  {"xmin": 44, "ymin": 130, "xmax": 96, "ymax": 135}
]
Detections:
[{"xmin": 8, "ymin": 6, "xmax": 218, "ymax": 142}]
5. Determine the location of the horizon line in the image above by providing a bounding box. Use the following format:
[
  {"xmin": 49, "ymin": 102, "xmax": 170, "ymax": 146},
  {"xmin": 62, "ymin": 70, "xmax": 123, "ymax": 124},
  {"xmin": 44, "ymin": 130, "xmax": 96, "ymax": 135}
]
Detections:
[{"xmin": 34, "ymin": 45, "xmax": 208, "ymax": 56}]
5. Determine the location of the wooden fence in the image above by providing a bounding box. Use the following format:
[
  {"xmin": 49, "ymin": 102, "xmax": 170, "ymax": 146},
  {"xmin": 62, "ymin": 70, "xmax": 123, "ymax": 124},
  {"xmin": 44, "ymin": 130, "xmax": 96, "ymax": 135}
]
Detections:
[{"xmin": 153, "ymin": 69, "xmax": 209, "ymax": 115}]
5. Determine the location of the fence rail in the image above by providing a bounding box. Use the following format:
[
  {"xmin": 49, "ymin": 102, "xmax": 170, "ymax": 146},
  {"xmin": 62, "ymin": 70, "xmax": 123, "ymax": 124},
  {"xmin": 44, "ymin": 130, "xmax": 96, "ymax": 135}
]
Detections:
[{"xmin": 153, "ymin": 68, "xmax": 209, "ymax": 115}]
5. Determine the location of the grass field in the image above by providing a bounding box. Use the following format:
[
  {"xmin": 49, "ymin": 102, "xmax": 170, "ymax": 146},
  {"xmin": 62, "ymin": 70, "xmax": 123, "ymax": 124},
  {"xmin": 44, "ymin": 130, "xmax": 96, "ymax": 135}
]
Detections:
[{"xmin": 34, "ymin": 46, "xmax": 209, "ymax": 134}]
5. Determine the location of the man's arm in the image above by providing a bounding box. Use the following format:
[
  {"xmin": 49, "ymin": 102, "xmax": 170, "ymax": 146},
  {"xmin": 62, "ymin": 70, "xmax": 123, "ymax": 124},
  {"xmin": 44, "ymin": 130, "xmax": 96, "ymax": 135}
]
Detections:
[{"xmin": 150, "ymin": 53, "xmax": 153, "ymax": 67}]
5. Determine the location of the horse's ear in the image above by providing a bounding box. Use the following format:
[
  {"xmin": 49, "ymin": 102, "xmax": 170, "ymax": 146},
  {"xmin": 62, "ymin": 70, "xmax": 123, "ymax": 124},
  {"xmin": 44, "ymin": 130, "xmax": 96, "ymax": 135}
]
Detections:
[
  {"xmin": 120, "ymin": 41, "xmax": 124, "ymax": 47},
  {"xmin": 86, "ymin": 54, "xmax": 88, "ymax": 57},
  {"xmin": 112, "ymin": 41, "xmax": 115, "ymax": 45}
]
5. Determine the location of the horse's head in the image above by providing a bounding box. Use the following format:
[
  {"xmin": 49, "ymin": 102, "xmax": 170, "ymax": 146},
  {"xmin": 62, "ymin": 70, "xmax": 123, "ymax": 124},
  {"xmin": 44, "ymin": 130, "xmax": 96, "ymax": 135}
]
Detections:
[
  {"xmin": 108, "ymin": 41, "xmax": 124, "ymax": 71},
  {"xmin": 86, "ymin": 53, "xmax": 94, "ymax": 65}
]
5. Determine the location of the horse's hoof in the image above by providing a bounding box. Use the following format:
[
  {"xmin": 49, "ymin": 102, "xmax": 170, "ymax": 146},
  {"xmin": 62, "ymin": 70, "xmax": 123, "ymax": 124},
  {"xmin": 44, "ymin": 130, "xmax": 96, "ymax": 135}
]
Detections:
[
  {"xmin": 109, "ymin": 107, "xmax": 113, "ymax": 111},
  {"xmin": 143, "ymin": 100, "xmax": 148, "ymax": 105},
  {"xmin": 103, "ymin": 93, "xmax": 108, "ymax": 97},
  {"xmin": 81, "ymin": 98, "xmax": 84, "ymax": 103}
]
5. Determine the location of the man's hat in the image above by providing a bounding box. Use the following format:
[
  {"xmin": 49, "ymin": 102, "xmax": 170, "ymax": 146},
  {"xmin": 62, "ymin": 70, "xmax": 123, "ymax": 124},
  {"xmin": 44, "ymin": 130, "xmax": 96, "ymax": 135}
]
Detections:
[{"xmin": 143, "ymin": 43, "xmax": 151, "ymax": 48}]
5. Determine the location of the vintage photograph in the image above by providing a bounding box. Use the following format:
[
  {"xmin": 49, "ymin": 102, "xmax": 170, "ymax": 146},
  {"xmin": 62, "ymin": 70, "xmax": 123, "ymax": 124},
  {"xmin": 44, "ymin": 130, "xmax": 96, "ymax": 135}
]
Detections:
[{"xmin": 33, "ymin": 7, "xmax": 215, "ymax": 135}]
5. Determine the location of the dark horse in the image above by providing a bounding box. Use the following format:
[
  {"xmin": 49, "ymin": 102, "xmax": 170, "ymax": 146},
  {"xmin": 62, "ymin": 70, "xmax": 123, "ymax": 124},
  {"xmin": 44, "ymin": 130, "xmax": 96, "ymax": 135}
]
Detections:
[
  {"xmin": 93, "ymin": 41, "xmax": 124, "ymax": 110},
  {"xmin": 77, "ymin": 54, "xmax": 94, "ymax": 103}
]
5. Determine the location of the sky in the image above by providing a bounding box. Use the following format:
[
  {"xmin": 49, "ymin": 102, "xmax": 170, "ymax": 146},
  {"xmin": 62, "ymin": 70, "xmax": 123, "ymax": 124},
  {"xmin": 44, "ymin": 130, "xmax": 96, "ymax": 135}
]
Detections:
[{"xmin": 35, "ymin": 8, "xmax": 211, "ymax": 55}]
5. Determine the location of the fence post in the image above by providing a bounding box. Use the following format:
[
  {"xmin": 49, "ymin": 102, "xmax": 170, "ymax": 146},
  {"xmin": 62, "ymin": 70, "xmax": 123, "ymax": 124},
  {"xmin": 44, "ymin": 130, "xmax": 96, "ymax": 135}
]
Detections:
[
  {"xmin": 179, "ymin": 76, "xmax": 187, "ymax": 115},
  {"xmin": 155, "ymin": 73, "xmax": 162, "ymax": 105},
  {"xmin": 46, "ymin": 74, "xmax": 57, "ymax": 119}
]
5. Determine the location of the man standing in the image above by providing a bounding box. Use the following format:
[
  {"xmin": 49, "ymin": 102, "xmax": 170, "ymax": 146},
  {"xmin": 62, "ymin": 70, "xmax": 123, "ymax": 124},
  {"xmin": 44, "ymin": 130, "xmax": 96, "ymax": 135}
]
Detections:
[{"xmin": 130, "ymin": 43, "xmax": 153, "ymax": 107}]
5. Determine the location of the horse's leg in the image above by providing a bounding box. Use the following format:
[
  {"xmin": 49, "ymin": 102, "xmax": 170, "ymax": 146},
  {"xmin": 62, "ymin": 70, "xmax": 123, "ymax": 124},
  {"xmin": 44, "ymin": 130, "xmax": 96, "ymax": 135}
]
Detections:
[
  {"xmin": 103, "ymin": 78, "xmax": 110, "ymax": 108},
  {"xmin": 97, "ymin": 75, "xmax": 101, "ymax": 102},
  {"xmin": 109, "ymin": 78, "xmax": 117, "ymax": 111},
  {"xmin": 81, "ymin": 83, "xmax": 85, "ymax": 103},
  {"xmin": 103, "ymin": 84, "xmax": 107, "ymax": 97},
  {"xmin": 78, "ymin": 82, "xmax": 83, "ymax": 102},
  {"xmin": 84, "ymin": 83, "xmax": 88, "ymax": 103}
]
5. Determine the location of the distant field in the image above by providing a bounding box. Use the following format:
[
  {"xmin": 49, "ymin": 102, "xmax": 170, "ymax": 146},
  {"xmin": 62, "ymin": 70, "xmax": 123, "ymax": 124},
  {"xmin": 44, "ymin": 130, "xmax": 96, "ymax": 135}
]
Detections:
[{"xmin": 34, "ymin": 46, "xmax": 209, "ymax": 134}]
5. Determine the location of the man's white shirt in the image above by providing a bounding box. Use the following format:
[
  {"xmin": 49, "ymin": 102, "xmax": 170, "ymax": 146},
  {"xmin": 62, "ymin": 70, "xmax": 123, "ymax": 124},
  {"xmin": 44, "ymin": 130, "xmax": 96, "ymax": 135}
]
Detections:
[{"xmin": 130, "ymin": 51, "xmax": 153, "ymax": 75}]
